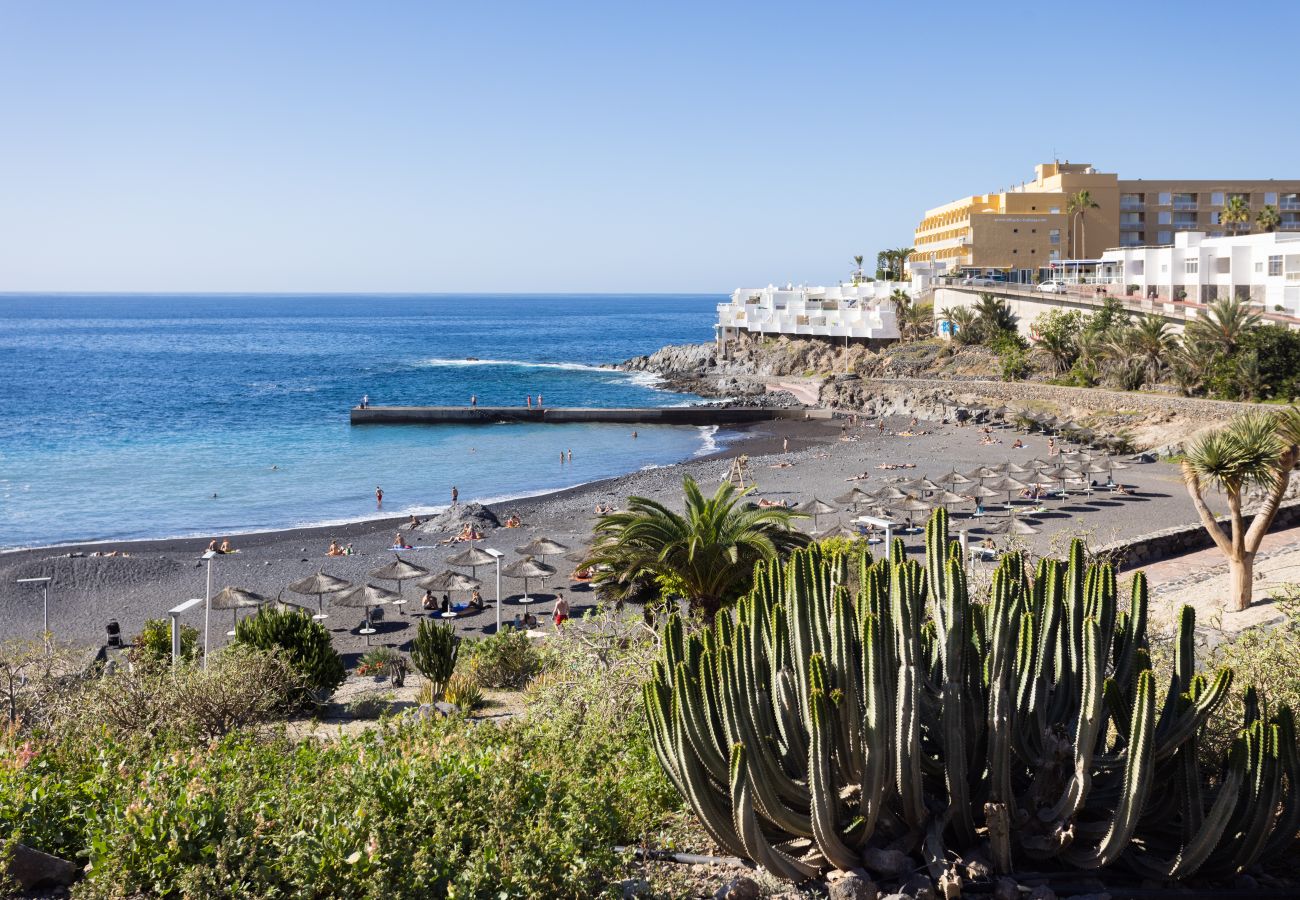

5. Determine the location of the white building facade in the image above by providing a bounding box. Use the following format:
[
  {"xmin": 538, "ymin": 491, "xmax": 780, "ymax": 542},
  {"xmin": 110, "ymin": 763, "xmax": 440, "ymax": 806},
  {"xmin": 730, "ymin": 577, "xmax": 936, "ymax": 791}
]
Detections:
[
  {"xmin": 1098, "ymin": 231, "xmax": 1300, "ymax": 315},
  {"xmin": 715, "ymin": 282, "xmax": 906, "ymax": 353}
]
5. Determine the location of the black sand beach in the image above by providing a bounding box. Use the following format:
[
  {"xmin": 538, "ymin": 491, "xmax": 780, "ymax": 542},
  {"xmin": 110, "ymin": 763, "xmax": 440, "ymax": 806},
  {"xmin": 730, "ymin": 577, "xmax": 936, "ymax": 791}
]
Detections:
[{"xmin": 0, "ymin": 414, "xmax": 1194, "ymax": 659}]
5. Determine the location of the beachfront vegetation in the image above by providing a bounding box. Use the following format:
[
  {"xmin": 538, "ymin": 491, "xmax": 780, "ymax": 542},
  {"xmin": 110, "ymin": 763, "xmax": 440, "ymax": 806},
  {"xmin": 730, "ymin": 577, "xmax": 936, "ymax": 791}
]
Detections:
[
  {"xmin": 645, "ymin": 511, "xmax": 1300, "ymax": 882},
  {"xmin": 133, "ymin": 617, "xmax": 199, "ymax": 667},
  {"xmin": 233, "ymin": 606, "xmax": 346, "ymax": 707},
  {"xmin": 875, "ymin": 246, "xmax": 912, "ymax": 281},
  {"xmin": 460, "ymin": 627, "xmax": 543, "ymax": 689},
  {"xmin": 1181, "ymin": 406, "xmax": 1300, "ymax": 610},
  {"xmin": 1, "ymin": 616, "xmax": 681, "ymax": 898},
  {"xmin": 1018, "ymin": 297, "xmax": 1300, "ymax": 401},
  {"xmin": 410, "ymin": 618, "xmax": 459, "ymax": 698},
  {"xmin": 586, "ymin": 476, "xmax": 808, "ymax": 619}
]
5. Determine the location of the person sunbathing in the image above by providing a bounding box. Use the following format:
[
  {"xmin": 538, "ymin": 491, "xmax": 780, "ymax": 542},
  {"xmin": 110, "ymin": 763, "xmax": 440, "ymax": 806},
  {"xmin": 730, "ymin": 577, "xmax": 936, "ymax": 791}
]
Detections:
[
  {"xmin": 392, "ymin": 532, "xmax": 413, "ymax": 549},
  {"xmin": 219, "ymin": 538, "xmax": 234, "ymax": 553},
  {"xmin": 327, "ymin": 540, "xmax": 345, "ymax": 556},
  {"xmin": 1011, "ymin": 439, "xmax": 1024, "ymax": 449},
  {"xmin": 504, "ymin": 514, "xmax": 522, "ymax": 527},
  {"xmin": 757, "ymin": 497, "xmax": 788, "ymax": 508}
]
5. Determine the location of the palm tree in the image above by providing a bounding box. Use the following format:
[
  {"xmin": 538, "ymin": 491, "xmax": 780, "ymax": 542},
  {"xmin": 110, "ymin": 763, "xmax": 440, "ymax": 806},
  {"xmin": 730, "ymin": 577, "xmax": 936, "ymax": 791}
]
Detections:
[
  {"xmin": 1066, "ymin": 190, "xmax": 1100, "ymax": 258},
  {"xmin": 1181, "ymin": 408, "xmax": 1300, "ymax": 610},
  {"xmin": 942, "ymin": 307, "xmax": 979, "ymax": 345},
  {"xmin": 1221, "ymin": 194, "xmax": 1251, "ymax": 236},
  {"xmin": 1256, "ymin": 204, "xmax": 1281, "ymax": 234},
  {"xmin": 972, "ymin": 293, "xmax": 1018, "ymax": 338},
  {"xmin": 1126, "ymin": 315, "xmax": 1174, "ymax": 385},
  {"xmin": 586, "ymin": 476, "xmax": 808, "ymax": 619},
  {"xmin": 1168, "ymin": 336, "xmax": 1214, "ymax": 396},
  {"xmin": 1186, "ymin": 297, "xmax": 1262, "ymax": 355},
  {"xmin": 875, "ymin": 250, "xmax": 890, "ymax": 280},
  {"xmin": 889, "ymin": 247, "xmax": 914, "ymax": 281},
  {"xmin": 1033, "ymin": 328, "xmax": 1077, "ymax": 375},
  {"xmin": 1101, "ymin": 329, "xmax": 1147, "ymax": 391},
  {"xmin": 851, "ymin": 254, "xmax": 865, "ymax": 284}
]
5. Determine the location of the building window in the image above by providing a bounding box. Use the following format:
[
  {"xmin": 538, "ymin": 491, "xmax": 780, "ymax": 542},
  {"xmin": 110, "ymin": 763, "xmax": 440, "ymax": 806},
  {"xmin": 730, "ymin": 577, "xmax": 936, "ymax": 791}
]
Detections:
[
  {"xmin": 1270, "ymin": 255, "xmax": 1283, "ymax": 276},
  {"xmin": 1012, "ymin": 228, "xmax": 1018, "ymax": 233},
  {"xmin": 1158, "ymin": 211, "xmax": 1172, "ymax": 225},
  {"xmin": 1266, "ymin": 192, "xmax": 1278, "ymax": 205},
  {"xmin": 1211, "ymin": 192, "xmax": 1224, "ymax": 205},
  {"xmin": 1158, "ymin": 192, "xmax": 1171, "ymax": 205},
  {"xmin": 1186, "ymin": 259, "xmax": 1198, "ymax": 274},
  {"xmin": 1161, "ymin": 264, "xmax": 1168, "ymax": 273},
  {"xmin": 1129, "ymin": 261, "xmax": 1144, "ymax": 276},
  {"xmin": 1049, "ymin": 229, "xmax": 1060, "ymax": 245},
  {"xmin": 1209, "ymin": 211, "xmax": 1220, "ymax": 225},
  {"xmin": 1256, "ymin": 261, "xmax": 1264, "ymax": 273},
  {"xmin": 1049, "ymin": 250, "xmax": 1060, "ymax": 261},
  {"xmin": 1158, "ymin": 231, "xmax": 1172, "ymax": 244}
]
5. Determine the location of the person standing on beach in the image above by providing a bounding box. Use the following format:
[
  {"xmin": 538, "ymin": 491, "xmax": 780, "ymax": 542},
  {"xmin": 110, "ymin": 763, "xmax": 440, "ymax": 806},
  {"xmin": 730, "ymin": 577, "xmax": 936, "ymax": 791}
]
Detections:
[
  {"xmin": 553, "ymin": 593, "xmax": 570, "ymax": 630},
  {"xmin": 376, "ymin": 486, "xmax": 383, "ymax": 507},
  {"xmin": 451, "ymin": 485, "xmax": 459, "ymax": 506},
  {"xmin": 783, "ymin": 437, "xmax": 788, "ymax": 453}
]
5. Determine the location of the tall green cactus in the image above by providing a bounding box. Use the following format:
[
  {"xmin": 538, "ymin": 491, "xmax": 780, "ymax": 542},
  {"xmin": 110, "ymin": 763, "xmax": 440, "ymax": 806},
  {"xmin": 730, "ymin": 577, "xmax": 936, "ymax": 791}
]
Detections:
[{"xmin": 643, "ymin": 513, "xmax": 1298, "ymax": 882}]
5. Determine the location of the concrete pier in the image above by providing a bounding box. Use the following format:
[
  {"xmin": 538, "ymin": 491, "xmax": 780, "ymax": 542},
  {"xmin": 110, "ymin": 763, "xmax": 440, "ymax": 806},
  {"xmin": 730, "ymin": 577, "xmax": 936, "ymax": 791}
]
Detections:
[{"xmin": 350, "ymin": 406, "xmax": 804, "ymax": 426}]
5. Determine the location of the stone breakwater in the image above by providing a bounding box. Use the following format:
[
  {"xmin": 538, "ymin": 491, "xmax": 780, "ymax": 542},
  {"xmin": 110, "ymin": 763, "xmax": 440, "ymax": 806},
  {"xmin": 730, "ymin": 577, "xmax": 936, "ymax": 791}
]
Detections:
[{"xmin": 617, "ymin": 336, "xmax": 1258, "ymax": 452}]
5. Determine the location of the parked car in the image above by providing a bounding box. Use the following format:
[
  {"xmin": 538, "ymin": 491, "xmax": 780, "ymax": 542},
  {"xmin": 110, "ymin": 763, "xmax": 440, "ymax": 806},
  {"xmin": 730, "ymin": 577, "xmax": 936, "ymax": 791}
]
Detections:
[
  {"xmin": 961, "ymin": 275, "xmax": 1003, "ymax": 286},
  {"xmin": 1037, "ymin": 280, "xmax": 1068, "ymax": 293}
]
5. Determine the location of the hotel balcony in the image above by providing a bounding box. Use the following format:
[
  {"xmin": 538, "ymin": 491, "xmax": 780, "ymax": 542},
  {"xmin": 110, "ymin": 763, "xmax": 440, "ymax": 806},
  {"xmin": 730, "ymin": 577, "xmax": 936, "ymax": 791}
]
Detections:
[
  {"xmin": 1172, "ymin": 201, "xmax": 1198, "ymax": 211},
  {"xmin": 1120, "ymin": 199, "xmax": 1144, "ymax": 210},
  {"xmin": 1281, "ymin": 199, "xmax": 1300, "ymax": 211}
]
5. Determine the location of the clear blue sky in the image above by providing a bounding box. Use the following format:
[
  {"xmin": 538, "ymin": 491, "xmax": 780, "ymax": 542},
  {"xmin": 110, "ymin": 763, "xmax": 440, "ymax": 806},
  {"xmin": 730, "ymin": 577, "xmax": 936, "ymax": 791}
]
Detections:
[{"xmin": 2, "ymin": 1, "xmax": 1297, "ymax": 293}]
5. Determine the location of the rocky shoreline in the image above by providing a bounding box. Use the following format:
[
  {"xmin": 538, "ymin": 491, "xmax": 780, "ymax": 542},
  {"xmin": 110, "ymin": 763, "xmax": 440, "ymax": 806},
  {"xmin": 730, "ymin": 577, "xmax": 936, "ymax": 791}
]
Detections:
[{"xmin": 617, "ymin": 333, "xmax": 1256, "ymax": 453}]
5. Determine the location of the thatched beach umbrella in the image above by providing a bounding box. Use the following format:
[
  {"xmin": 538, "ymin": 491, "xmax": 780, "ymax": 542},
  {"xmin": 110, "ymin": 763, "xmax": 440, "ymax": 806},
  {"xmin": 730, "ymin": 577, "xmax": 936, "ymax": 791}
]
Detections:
[
  {"xmin": 941, "ymin": 470, "xmax": 973, "ymax": 486},
  {"xmin": 370, "ymin": 555, "xmax": 428, "ymax": 616},
  {"xmin": 1004, "ymin": 462, "xmax": 1034, "ymax": 476},
  {"xmin": 332, "ymin": 583, "xmax": 399, "ymax": 641},
  {"xmin": 870, "ymin": 485, "xmax": 908, "ymax": 502},
  {"xmin": 900, "ymin": 476, "xmax": 943, "ymax": 493},
  {"xmin": 964, "ymin": 466, "xmax": 1001, "ymax": 481},
  {"xmin": 892, "ymin": 495, "xmax": 933, "ymax": 530},
  {"xmin": 288, "ymin": 571, "xmax": 352, "ymax": 621},
  {"xmin": 986, "ymin": 516, "xmax": 1040, "ymax": 536},
  {"xmin": 503, "ymin": 556, "xmax": 556, "ymax": 603},
  {"xmin": 211, "ymin": 586, "xmax": 267, "ymax": 636},
  {"xmin": 515, "ymin": 537, "xmax": 570, "ymax": 566},
  {"xmin": 447, "ymin": 545, "xmax": 497, "ymax": 579},
  {"xmin": 933, "ymin": 490, "xmax": 969, "ymax": 511},
  {"xmin": 417, "ymin": 569, "xmax": 481, "ymax": 592},
  {"xmin": 835, "ymin": 486, "xmax": 874, "ymax": 508},
  {"xmin": 796, "ymin": 498, "xmax": 838, "ymax": 530},
  {"xmin": 986, "ymin": 476, "xmax": 1029, "ymax": 506}
]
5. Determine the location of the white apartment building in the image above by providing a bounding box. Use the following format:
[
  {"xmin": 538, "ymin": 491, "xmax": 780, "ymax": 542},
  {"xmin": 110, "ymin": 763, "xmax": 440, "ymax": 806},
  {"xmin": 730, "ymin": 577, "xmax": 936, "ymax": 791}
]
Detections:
[
  {"xmin": 1098, "ymin": 231, "xmax": 1300, "ymax": 315},
  {"xmin": 715, "ymin": 282, "xmax": 905, "ymax": 353}
]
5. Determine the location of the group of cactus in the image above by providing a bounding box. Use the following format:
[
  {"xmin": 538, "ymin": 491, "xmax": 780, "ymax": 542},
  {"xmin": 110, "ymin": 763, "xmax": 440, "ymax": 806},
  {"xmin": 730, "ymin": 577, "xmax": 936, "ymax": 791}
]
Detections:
[{"xmin": 643, "ymin": 507, "xmax": 1299, "ymax": 883}]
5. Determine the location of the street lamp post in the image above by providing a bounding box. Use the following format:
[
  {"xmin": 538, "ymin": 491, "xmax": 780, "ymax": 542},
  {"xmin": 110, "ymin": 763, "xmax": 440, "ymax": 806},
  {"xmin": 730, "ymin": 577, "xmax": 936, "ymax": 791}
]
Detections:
[
  {"xmin": 199, "ymin": 550, "xmax": 217, "ymax": 669},
  {"xmin": 484, "ymin": 548, "xmax": 504, "ymax": 632},
  {"xmin": 16, "ymin": 576, "xmax": 53, "ymax": 652}
]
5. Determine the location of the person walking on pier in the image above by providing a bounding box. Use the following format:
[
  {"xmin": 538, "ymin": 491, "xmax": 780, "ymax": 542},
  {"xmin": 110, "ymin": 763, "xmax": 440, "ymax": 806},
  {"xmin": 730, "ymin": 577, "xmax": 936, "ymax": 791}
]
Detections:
[
  {"xmin": 526, "ymin": 395, "xmax": 532, "ymax": 409},
  {"xmin": 470, "ymin": 395, "xmax": 477, "ymax": 407},
  {"xmin": 537, "ymin": 393, "xmax": 543, "ymax": 407}
]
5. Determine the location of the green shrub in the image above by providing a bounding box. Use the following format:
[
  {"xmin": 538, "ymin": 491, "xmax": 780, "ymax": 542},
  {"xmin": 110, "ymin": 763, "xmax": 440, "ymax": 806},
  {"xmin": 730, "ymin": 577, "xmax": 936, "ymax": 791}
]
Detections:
[
  {"xmin": 357, "ymin": 647, "xmax": 406, "ymax": 684},
  {"xmin": 49, "ymin": 647, "xmax": 302, "ymax": 741},
  {"xmin": 344, "ymin": 691, "xmax": 394, "ymax": 720},
  {"xmin": 443, "ymin": 673, "xmax": 483, "ymax": 711},
  {"xmin": 0, "ymin": 611, "xmax": 680, "ymax": 899},
  {"xmin": 410, "ymin": 619, "xmax": 458, "ymax": 698},
  {"xmin": 233, "ymin": 607, "xmax": 345, "ymax": 707},
  {"xmin": 461, "ymin": 628, "xmax": 542, "ymax": 689},
  {"xmin": 131, "ymin": 617, "xmax": 198, "ymax": 668}
]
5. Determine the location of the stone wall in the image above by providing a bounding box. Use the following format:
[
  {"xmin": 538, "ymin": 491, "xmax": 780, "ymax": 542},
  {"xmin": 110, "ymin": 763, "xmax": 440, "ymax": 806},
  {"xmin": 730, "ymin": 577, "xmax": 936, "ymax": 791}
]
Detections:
[{"xmin": 1101, "ymin": 498, "xmax": 1300, "ymax": 571}]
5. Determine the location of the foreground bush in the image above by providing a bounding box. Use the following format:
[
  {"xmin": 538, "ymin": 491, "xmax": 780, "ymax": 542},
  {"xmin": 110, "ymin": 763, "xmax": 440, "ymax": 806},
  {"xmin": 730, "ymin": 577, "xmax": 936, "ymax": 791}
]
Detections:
[
  {"xmin": 460, "ymin": 628, "xmax": 542, "ymax": 689},
  {"xmin": 234, "ymin": 606, "xmax": 345, "ymax": 706},
  {"xmin": 47, "ymin": 646, "xmax": 303, "ymax": 741},
  {"xmin": 646, "ymin": 510, "xmax": 1299, "ymax": 883},
  {"xmin": 1, "ymin": 611, "xmax": 680, "ymax": 898}
]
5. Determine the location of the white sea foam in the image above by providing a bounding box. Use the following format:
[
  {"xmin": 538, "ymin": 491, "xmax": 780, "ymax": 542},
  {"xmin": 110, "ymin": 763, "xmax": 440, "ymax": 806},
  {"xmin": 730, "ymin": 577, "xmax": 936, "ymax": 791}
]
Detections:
[
  {"xmin": 419, "ymin": 357, "xmax": 608, "ymax": 373},
  {"xmin": 694, "ymin": 424, "xmax": 720, "ymax": 457}
]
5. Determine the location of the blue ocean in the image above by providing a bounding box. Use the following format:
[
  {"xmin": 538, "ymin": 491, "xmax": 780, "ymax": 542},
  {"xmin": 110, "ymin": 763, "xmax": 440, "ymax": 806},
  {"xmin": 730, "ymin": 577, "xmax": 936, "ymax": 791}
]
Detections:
[{"xmin": 0, "ymin": 294, "xmax": 724, "ymax": 548}]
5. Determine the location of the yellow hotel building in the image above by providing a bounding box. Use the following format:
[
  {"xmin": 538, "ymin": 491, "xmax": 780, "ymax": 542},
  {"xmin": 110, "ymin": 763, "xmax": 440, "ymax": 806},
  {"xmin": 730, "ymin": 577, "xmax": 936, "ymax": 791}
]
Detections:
[{"xmin": 909, "ymin": 161, "xmax": 1300, "ymax": 283}]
